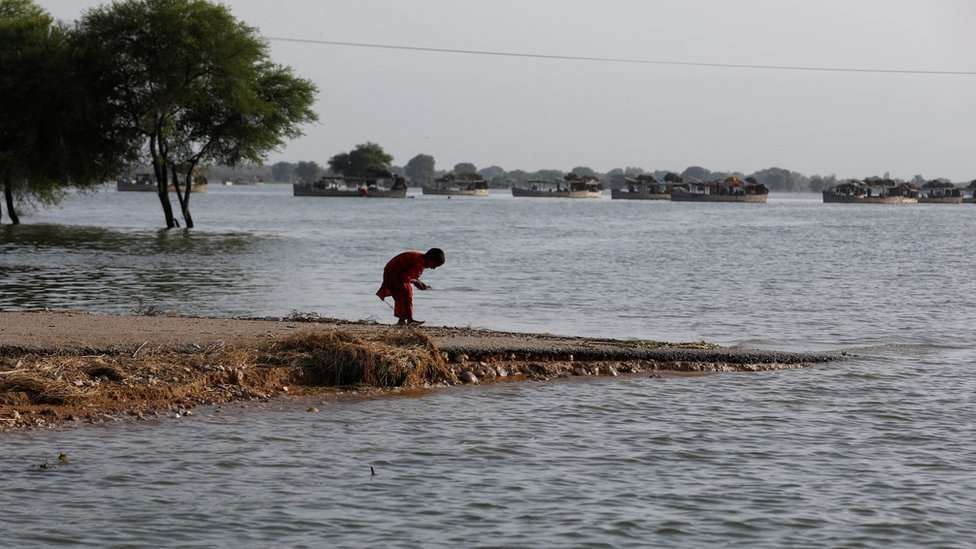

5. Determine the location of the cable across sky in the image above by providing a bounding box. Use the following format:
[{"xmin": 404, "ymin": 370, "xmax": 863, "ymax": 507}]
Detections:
[{"xmin": 265, "ymin": 36, "xmax": 976, "ymax": 77}]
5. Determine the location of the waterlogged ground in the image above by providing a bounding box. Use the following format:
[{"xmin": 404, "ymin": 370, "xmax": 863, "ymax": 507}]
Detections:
[{"xmin": 2, "ymin": 186, "xmax": 976, "ymax": 546}]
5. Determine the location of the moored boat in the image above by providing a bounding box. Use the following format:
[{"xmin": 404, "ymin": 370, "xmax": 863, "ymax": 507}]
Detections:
[
  {"xmin": 822, "ymin": 179, "xmax": 918, "ymax": 204},
  {"xmin": 512, "ymin": 173, "xmax": 603, "ymax": 198},
  {"xmin": 293, "ymin": 174, "xmax": 407, "ymax": 198},
  {"xmin": 611, "ymin": 174, "xmax": 671, "ymax": 200},
  {"xmin": 965, "ymin": 180, "xmax": 976, "ymax": 204},
  {"xmin": 918, "ymin": 180, "xmax": 963, "ymax": 204},
  {"xmin": 670, "ymin": 176, "xmax": 768, "ymax": 203},
  {"xmin": 422, "ymin": 173, "xmax": 489, "ymax": 196},
  {"xmin": 117, "ymin": 173, "xmax": 208, "ymax": 193}
]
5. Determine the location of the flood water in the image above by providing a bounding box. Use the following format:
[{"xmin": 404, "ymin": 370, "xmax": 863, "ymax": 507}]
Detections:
[{"xmin": 2, "ymin": 186, "xmax": 975, "ymax": 547}]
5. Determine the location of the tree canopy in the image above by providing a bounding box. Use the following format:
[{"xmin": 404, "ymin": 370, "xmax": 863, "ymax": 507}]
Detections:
[
  {"xmin": 478, "ymin": 165, "xmax": 505, "ymax": 180},
  {"xmin": 270, "ymin": 161, "xmax": 296, "ymax": 183},
  {"xmin": 571, "ymin": 166, "xmax": 597, "ymax": 177},
  {"xmin": 453, "ymin": 162, "xmax": 477, "ymax": 175},
  {"xmin": 680, "ymin": 166, "xmax": 712, "ymax": 181},
  {"xmin": 74, "ymin": 0, "xmax": 318, "ymax": 228},
  {"xmin": 294, "ymin": 161, "xmax": 322, "ymax": 183},
  {"xmin": 747, "ymin": 167, "xmax": 810, "ymax": 192},
  {"xmin": 0, "ymin": 0, "xmax": 128, "ymax": 223},
  {"xmin": 404, "ymin": 154, "xmax": 435, "ymax": 186},
  {"xmin": 328, "ymin": 143, "xmax": 393, "ymax": 177}
]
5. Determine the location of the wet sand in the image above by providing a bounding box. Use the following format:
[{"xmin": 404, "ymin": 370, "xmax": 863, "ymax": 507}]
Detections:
[{"xmin": 1, "ymin": 311, "xmax": 838, "ymax": 431}]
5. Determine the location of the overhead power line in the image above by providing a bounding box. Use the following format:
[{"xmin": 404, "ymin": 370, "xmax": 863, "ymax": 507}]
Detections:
[{"xmin": 265, "ymin": 36, "xmax": 976, "ymax": 77}]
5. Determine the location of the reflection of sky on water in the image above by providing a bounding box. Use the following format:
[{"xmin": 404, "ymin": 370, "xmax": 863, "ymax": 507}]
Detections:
[{"xmin": 1, "ymin": 224, "xmax": 269, "ymax": 316}]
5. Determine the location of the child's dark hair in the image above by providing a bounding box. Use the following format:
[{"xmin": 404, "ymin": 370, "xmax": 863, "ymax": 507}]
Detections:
[{"xmin": 425, "ymin": 248, "xmax": 445, "ymax": 263}]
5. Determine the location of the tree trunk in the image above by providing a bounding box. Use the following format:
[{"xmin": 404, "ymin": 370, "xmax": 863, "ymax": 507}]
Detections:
[
  {"xmin": 156, "ymin": 167, "xmax": 176, "ymax": 229},
  {"xmin": 3, "ymin": 174, "xmax": 19, "ymax": 225},
  {"xmin": 172, "ymin": 165, "xmax": 194, "ymax": 229},
  {"xmin": 150, "ymin": 134, "xmax": 176, "ymax": 229},
  {"xmin": 182, "ymin": 165, "xmax": 195, "ymax": 229}
]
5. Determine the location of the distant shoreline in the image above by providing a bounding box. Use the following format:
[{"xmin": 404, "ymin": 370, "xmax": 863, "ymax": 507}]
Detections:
[{"xmin": 0, "ymin": 311, "xmax": 837, "ymax": 432}]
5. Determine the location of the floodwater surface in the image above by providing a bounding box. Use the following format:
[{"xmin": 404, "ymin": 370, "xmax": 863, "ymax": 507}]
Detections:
[{"xmin": 1, "ymin": 186, "xmax": 975, "ymax": 547}]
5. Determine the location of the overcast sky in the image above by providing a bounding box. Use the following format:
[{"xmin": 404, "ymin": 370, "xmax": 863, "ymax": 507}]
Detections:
[{"xmin": 40, "ymin": 0, "xmax": 976, "ymax": 179}]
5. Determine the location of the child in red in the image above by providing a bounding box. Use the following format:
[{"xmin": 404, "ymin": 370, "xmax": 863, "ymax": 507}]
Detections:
[{"xmin": 376, "ymin": 248, "xmax": 445, "ymax": 325}]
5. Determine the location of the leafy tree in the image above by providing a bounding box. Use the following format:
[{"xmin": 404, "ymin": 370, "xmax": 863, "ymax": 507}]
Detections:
[
  {"xmin": 75, "ymin": 0, "xmax": 318, "ymax": 228},
  {"xmin": 506, "ymin": 169, "xmax": 529, "ymax": 186},
  {"xmin": 478, "ymin": 165, "xmax": 505, "ymax": 180},
  {"xmin": 271, "ymin": 161, "xmax": 296, "ymax": 183},
  {"xmin": 749, "ymin": 167, "xmax": 809, "ymax": 192},
  {"xmin": 404, "ymin": 154, "xmax": 435, "ymax": 186},
  {"xmin": 605, "ymin": 168, "xmax": 626, "ymax": 188},
  {"xmin": 532, "ymin": 169, "xmax": 566, "ymax": 181},
  {"xmin": 0, "ymin": 0, "xmax": 127, "ymax": 223},
  {"xmin": 571, "ymin": 166, "xmax": 597, "ymax": 178},
  {"xmin": 681, "ymin": 166, "xmax": 711, "ymax": 181},
  {"xmin": 453, "ymin": 162, "xmax": 477, "ymax": 175},
  {"xmin": 294, "ymin": 161, "xmax": 322, "ymax": 183},
  {"xmin": 808, "ymin": 174, "xmax": 837, "ymax": 192},
  {"xmin": 328, "ymin": 142, "xmax": 393, "ymax": 177}
]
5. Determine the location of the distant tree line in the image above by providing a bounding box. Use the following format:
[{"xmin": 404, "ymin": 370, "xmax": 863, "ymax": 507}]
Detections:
[{"xmin": 254, "ymin": 152, "xmax": 958, "ymax": 194}]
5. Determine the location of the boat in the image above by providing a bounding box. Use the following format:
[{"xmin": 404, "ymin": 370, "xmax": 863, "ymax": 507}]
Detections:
[
  {"xmin": 422, "ymin": 174, "xmax": 489, "ymax": 196},
  {"xmin": 611, "ymin": 175, "xmax": 671, "ymax": 200},
  {"xmin": 293, "ymin": 174, "xmax": 407, "ymax": 198},
  {"xmin": 117, "ymin": 173, "xmax": 208, "ymax": 193},
  {"xmin": 919, "ymin": 180, "xmax": 963, "ymax": 204},
  {"xmin": 511, "ymin": 174, "xmax": 603, "ymax": 198},
  {"xmin": 965, "ymin": 180, "xmax": 976, "ymax": 204},
  {"xmin": 822, "ymin": 179, "xmax": 918, "ymax": 204},
  {"xmin": 670, "ymin": 176, "xmax": 768, "ymax": 203},
  {"xmin": 223, "ymin": 179, "xmax": 263, "ymax": 187}
]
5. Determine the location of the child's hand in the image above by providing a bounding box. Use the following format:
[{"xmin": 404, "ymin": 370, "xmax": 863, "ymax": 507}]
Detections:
[{"xmin": 413, "ymin": 280, "xmax": 430, "ymax": 290}]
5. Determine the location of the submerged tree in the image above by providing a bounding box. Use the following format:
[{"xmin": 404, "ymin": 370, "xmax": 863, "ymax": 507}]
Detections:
[
  {"xmin": 571, "ymin": 166, "xmax": 597, "ymax": 178},
  {"xmin": 328, "ymin": 143, "xmax": 393, "ymax": 177},
  {"xmin": 0, "ymin": 0, "xmax": 53, "ymax": 223},
  {"xmin": 0, "ymin": 0, "xmax": 127, "ymax": 224},
  {"xmin": 452, "ymin": 162, "xmax": 477, "ymax": 175},
  {"xmin": 748, "ymin": 167, "xmax": 810, "ymax": 192},
  {"xmin": 680, "ymin": 166, "xmax": 711, "ymax": 181},
  {"xmin": 478, "ymin": 165, "xmax": 505, "ymax": 180},
  {"xmin": 294, "ymin": 160, "xmax": 322, "ymax": 183},
  {"xmin": 74, "ymin": 0, "xmax": 318, "ymax": 228},
  {"xmin": 404, "ymin": 154, "xmax": 435, "ymax": 186},
  {"xmin": 270, "ymin": 161, "xmax": 296, "ymax": 183}
]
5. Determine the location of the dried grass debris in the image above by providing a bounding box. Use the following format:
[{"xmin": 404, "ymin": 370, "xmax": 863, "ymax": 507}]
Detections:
[{"xmin": 0, "ymin": 373, "xmax": 87, "ymax": 405}]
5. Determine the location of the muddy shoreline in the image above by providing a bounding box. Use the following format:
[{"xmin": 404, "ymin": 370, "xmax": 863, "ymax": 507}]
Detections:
[{"xmin": 0, "ymin": 311, "xmax": 839, "ymax": 432}]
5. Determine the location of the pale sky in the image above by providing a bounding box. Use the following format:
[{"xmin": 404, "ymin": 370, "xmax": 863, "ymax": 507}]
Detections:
[{"xmin": 40, "ymin": 0, "xmax": 976, "ymax": 179}]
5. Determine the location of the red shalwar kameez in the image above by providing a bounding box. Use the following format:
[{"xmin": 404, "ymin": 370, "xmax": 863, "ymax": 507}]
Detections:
[{"xmin": 376, "ymin": 251, "xmax": 427, "ymax": 320}]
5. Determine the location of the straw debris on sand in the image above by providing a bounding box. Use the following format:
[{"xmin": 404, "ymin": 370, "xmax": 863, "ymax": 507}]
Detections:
[
  {"xmin": 0, "ymin": 329, "xmax": 461, "ymax": 431},
  {"xmin": 260, "ymin": 330, "xmax": 458, "ymax": 387},
  {"xmin": 1, "ymin": 316, "xmax": 833, "ymax": 432},
  {"xmin": 0, "ymin": 373, "xmax": 88, "ymax": 405}
]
